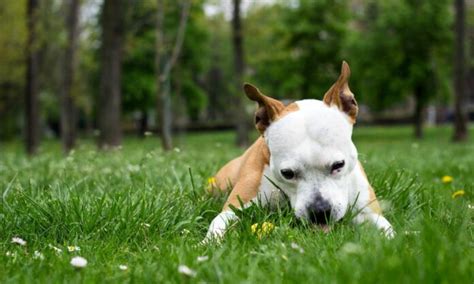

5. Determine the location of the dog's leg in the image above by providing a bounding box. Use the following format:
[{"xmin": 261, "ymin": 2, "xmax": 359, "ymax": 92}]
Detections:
[
  {"xmin": 353, "ymin": 210, "xmax": 395, "ymax": 238},
  {"xmin": 204, "ymin": 210, "xmax": 238, "ymax": 242}
]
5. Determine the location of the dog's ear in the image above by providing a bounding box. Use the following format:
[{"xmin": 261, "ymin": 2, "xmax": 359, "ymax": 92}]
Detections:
[
  {"xmin": 244, "ymin": 83, "xmax": 285, "ymax": 134},
  {"xmin": 323, "ymin": 61, "xmax": 358, "ymax": 123}
]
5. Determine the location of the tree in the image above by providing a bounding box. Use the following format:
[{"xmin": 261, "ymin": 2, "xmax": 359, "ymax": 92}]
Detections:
[
  {"xmin": 453, "ymin": 0, "xmax": 468, "ymax": 142},
  {"xmin": 232, "ymin": 0, "xmax": 250, "ymax": 147},
  {"xmin": 286, "ymin": 0, "xmax": 349, "ymax": 99},
  {"xmin": 0, "ymin": 1, "xmax": 26, "ymax": 140},
  {"xmin": 97, "ymin": 0, "xmax": 126, "ymax": 149},
  {"xmin": 349, "ymin": 0, "xmax": 452, "ymax": 138},
  {"xmin": 25, "ymin": 0, "xmax": 40, "ymax": 155},
  {"xmin": 60, "ymin": 0, "xmax": 80, "ymax": 153},
  {"xmin": 155, "ymin": 0, "xmax": 191, "ymax": 151}
]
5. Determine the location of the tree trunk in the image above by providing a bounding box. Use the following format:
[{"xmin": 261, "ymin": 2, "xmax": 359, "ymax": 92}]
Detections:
[
  {"xmin": 155, "ymin": 0, "xmax": 190, "ymax": 151},
  {"xmin": 453, "ymin": 0, "xmax": 468, "ymax": 142},
  {"xmin": 98, "ymin": 0, "xmax": 125, "ymax": 149},
  {"xmin": 25, "ymin": 0, "xmax": 40, "ymax": 155},
  {"xmin": 232, "ymin": 0, "xmax": 250, "ymax": 147},
  {"xmin": 138, "ymin": 110, "xmax": 148, "ymax": 137},
  {"xmin": 60, "ymin": 0, "xmax": 80, "ymax": 153},
  {"xmin": 413, "ymin": 90, "xmax": 424, "ymax": 139}
]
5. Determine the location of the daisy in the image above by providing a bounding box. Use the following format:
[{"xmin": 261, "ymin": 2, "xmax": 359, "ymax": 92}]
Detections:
[
  {"xmin": 11, "ymin": 237, "xmax": 26, "ymax": 246},
  {"xmin": 178, "ymin": 265, "xmax": 196, "ymax": 277},
  {"xmin": 70, "ymin": 256, "xmax": 88, "ymax": 268}
]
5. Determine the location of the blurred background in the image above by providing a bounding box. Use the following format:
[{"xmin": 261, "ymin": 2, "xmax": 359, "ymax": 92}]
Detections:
[{"xmin": 0, "ymin": 0, "xmax": 472, "ymax": 154}]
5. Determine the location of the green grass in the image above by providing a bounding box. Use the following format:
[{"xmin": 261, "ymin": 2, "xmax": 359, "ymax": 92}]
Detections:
[{"xmin": 0, "ymin": 126, "xmax": 473, "ymax": 283}]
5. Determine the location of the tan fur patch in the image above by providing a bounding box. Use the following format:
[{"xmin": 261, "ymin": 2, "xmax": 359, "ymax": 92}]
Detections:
[
  {"xmin": 222, "ymin": 137, "xmax": 270, "ymax": 210},
  {"xmin": 276, "ymin": 102, "xmax": 299, "ymax": 120},
  {"xmin": 358, "ymin": 161, "xmax": 382, "ymax": 214}
]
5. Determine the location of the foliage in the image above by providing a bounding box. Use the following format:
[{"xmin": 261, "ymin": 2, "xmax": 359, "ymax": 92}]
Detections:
[
  {"xmin": 122, "ymin": 0, "xmax": 210, "ymax": 121},
  {"xmin": 0, "ymin": 127, "xmax": 472, "ymax": 282},
  {"xmin": 285, "ymin": 0, "xmax": 349, "ymax": 99},
  {"xmin": 348, "ymin": 0, "xmax": 453, "ymax": 110}
]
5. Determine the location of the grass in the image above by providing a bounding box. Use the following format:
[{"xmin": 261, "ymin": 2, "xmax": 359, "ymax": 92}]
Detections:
[{"xmin": 0, "ymin": 126, "xmax": 473, "ymax": 283}]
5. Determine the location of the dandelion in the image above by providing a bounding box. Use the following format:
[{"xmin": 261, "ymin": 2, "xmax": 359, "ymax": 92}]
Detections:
[
  {"xmin": 251, "ymin": 222, "xmax": 275, "ymax": 239},
  {"xmin": 48, "ymin": 244, "xmax": 63, "ymax": 254},
  {"xmin": 11, "ymin": 237, "xmax": 26, "ymax": 246},
  {"xmin": 33, "ymin": 251, "xmax": 45, "ymax": 260},
  {"xmin": 197, "ymin": 256, "xmax": 209, "ymax": 262},
  {"xmin": 452, "ymin": 190, "xmax": 465, "ymax": 199},
  {"xmin": 70, "ymin": 256, "xmax": 88, "ymax": 268},
  {"xmin": 119, "ymin": 264, "xmax": 128, "ymax": 271},
  {"xmin": 441, "ymin": 175, "xmax": 453, "ymax": 184},
  {"xmin": 178, "ymin": 265, "xmax": 196, "ymax": 277},
  {"xmin": 67, "ymin": 246, "xmax": 81, "ymax": 252},
  {"xmin": 290, "ymin": 242, "xmax": 305, "ymax": 254}
]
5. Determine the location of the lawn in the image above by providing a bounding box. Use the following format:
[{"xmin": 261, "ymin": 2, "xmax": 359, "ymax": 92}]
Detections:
[{"xmin": 0, "ymin": 126, "xmax": 473, "ymax": 283}]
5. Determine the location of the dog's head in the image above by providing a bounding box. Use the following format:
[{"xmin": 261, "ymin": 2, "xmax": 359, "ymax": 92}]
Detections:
[{"xmin": 245, "ymin": 61, "xmax": 359, "ymax": 225}]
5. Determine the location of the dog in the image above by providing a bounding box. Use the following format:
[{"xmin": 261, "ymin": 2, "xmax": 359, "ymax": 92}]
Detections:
[{"xmin": 205, "ymin": 61, "xmax": 394, "ymax": 242}]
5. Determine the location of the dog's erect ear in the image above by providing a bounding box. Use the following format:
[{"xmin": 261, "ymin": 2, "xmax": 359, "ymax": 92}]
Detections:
[
  {"xmin": 323, "ymin": 61, "xmax": 358, "ymax": 123},
  {"xmin": 244, "ymin": 83, "xmax": 285, "ymax": 134}
]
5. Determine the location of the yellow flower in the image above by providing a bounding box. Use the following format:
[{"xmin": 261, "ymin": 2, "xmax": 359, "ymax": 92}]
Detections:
[
  {"xmin": 207, "ymin": 177, "xmax": 216, "ymax": 186},
  {"xmin": 441, "ymin": 176, "xmax": 453, "ymax": 183},
  {"xmin": 251, "ymin": 222, "xmax": 275, "ymax": 239},
  {"xmin": 452, "ymin": 190, "xmax": 465, "ymax": 199},
  {"xmin": 207, "ymin": 177, "xmax": 217, "ymax": 193}
]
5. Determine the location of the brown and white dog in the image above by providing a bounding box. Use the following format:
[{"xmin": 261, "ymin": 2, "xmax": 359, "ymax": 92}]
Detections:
[{"xmin": 205, "ymin": 62, "xmax": 394, "ymax": 242}]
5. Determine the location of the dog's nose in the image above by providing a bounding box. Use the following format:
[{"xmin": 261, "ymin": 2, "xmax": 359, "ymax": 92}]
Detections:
[{"xmin": 307, "ymin": 196, "xmax": 332, "ymax": 225}]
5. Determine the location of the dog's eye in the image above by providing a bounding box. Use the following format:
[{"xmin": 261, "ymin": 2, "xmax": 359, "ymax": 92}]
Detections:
[
  {"xmin": 331, "ymin": 160, "xmax": 345, "ymax": 174},
  {"xmin": 280, "ymin": 169, "xmax": 295, "ymax": 180}
]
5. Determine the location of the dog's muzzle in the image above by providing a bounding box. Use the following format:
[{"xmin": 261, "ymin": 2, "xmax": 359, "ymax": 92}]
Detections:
[{"xmin": 307, "ymin": 195, "xmax": 332, "ymax": 225}]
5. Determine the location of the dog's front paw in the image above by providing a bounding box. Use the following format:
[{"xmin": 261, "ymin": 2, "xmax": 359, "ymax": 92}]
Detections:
[
  {"xmin": 202, "ymin": 211, "xmax": 238, "ymax": 245},
  {"xmin": 383, "ymin": 226, "xmax": 396, "ymax": 239}
]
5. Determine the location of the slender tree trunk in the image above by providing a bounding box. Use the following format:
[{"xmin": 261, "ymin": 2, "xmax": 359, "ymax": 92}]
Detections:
[
  {"xmin": 138, "ymin": 110, "xmax": 148, "ymax": 137},
  {"xmin": 60, "ymin": 0, "xmax": 80, "ymax": 153},
  {"xmin": 232, "ymin": 0, "xmax": 250, "ymax": 147},
  {"xmin": 25, "ymin": 0, "xmax": 40, "ymax": 155},
  {"xmin": 98, "ymin": 0, "xmax": 125, "ymax": 149},
  {"xmin": 413, "ymin": 90, "xmax": 425, "ymax": 139},
  {"xmin": 453, "ymin": 0, "xmax": 468, "ymax": 142},
  {"xmin": 155, "ymin": 0, "xmax": 190, "ymax": 151}
]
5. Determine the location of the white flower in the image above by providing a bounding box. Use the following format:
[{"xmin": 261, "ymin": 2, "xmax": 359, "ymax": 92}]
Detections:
[
  {"xmin": 468, "ymin": 204, "xmax": 473, "ymax": 210},
  {"xmin": 6, "ymin": 251, "xmax": 17, "ymax": 257},
  {"xmin": 178, "ymin": 265, "xmax": 196, "ymax": 277},
  {"xmin": 67, "ymin": 246, "xmax": 81, "ymax": 252},
  {"xmin": 339, "ymin": 242, "xmax": 363, "ymax": 255},
  {"xmin": 33, "ymin": 251, "xmax": 45, "ymax": 260},
  {"xmin": 126, "ymin": 164, "xmax": 140, "ymax": 173},
  {"xmin": 173, "ymin": 147, "xmax": 181, "ymax": 153},
  {"xmin": 70, "ymin": 256, "xmax": 88, "ymax": 268},
  {"xmin": 144, "ymin": 131, "xmax": 153, "ymax": 137},
  {"xmin": 119, "ymin": 264, "xmax": 128, "ymax": 271},
  {"xmin": 290, "ymin": 242, "xmax": 304, "ymax": 254},
  {"xmin": 197, "ymin": 256, "xmax": 209, "ymax": 262},
  {"xmin": 48, "ymin": 244, "xmax": 63, "ymax": 254},
  {"xmin": 11, "ymin": 237, "xmax": 26, "ymax": 246}
]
